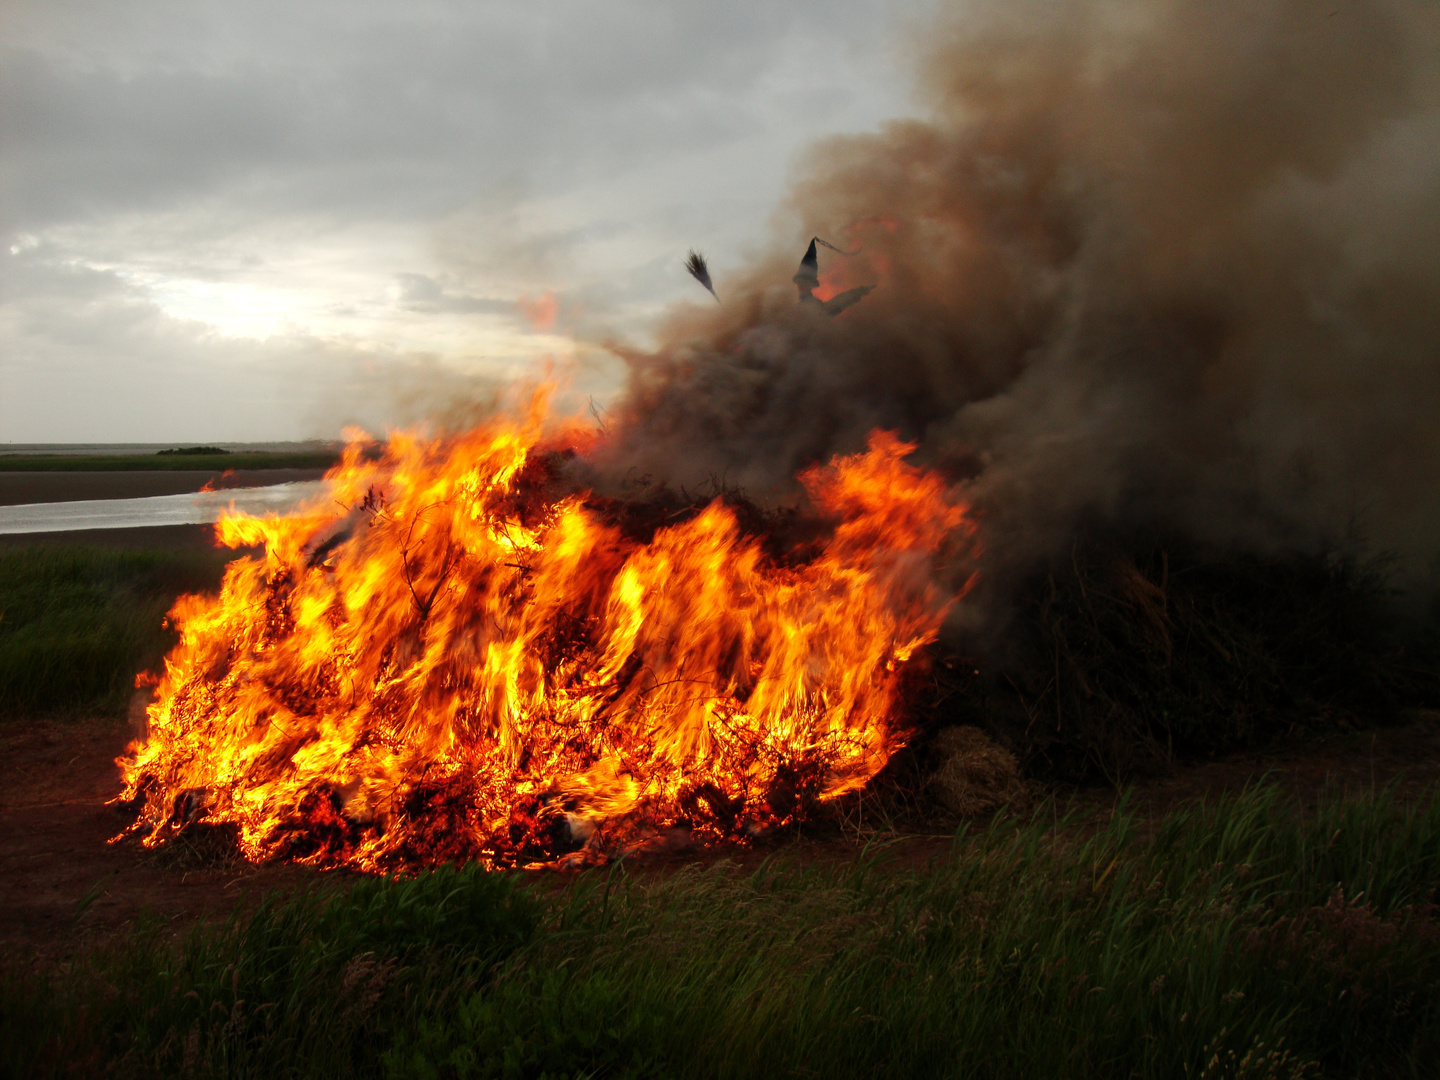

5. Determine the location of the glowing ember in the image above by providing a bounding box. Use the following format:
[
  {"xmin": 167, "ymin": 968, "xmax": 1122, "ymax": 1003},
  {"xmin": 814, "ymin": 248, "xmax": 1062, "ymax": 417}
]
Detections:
[{"xmin": 115, "ymin": 394, "xmax": 974, "ymax": 870}]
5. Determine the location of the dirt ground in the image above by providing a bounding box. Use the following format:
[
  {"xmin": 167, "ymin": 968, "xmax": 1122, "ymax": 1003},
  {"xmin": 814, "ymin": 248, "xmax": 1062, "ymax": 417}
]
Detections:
[
  {"xmin": 0, "ymin": 524, "xmax": 234, "ymax": 552},
  {"xmin": 0, "ymin": 714, "xmax": 318, "ymax": 965},
  {"xmin": 2, "ymin": 706, "xmax": 1438, "ymax": 966}
]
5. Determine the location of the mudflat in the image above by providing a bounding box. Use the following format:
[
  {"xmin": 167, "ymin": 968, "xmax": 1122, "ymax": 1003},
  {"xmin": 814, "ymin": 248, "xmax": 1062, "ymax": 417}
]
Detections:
[{"xmin": 0, "ymin": 468, "xmax": 328, "ymax": 507}]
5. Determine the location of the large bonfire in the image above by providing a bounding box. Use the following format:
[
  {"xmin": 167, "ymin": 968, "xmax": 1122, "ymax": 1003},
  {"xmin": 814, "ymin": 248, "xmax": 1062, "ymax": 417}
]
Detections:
[{"xmin": 116, "ymin": 393, "xmax": 974, "ymax": 870}]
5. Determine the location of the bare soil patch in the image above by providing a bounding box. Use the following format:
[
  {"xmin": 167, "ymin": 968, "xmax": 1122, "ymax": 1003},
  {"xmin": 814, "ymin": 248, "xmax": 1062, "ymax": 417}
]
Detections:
[
  {"xmin": 0, "ymin": 524, "xmax": 230, "ymax": 552},
  {"xmin": 0, "ymin": 715, "xmax": 317, "ymax": 965}
]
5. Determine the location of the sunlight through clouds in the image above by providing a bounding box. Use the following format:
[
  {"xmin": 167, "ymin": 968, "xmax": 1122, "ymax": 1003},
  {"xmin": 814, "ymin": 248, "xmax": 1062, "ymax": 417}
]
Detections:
[{"xmin": 0, "ymin": 0, "xmax": 930, "ymax": 442}]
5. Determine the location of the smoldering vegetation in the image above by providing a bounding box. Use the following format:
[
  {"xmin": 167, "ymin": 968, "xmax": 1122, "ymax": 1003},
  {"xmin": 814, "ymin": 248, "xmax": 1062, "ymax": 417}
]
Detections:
[
  {"xmin": 907, "ymin": 535, "xmax": 1435, "ymax": 783},
  {"xmin": 587, "ymin": 0, "xmax": 1440, "ymax": 775}
]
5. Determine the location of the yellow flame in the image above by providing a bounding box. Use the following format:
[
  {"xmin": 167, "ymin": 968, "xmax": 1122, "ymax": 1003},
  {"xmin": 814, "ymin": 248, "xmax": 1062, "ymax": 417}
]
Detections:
[{"xmin": 117, "ymin": 393, "xmax": 974, "ymax": 869}]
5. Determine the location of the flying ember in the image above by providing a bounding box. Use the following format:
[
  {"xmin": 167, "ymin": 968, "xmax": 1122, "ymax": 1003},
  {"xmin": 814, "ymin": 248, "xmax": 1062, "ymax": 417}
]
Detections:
[{"xmin": 115, "ymin": 395, "xmax": 974, "ymax": 870}]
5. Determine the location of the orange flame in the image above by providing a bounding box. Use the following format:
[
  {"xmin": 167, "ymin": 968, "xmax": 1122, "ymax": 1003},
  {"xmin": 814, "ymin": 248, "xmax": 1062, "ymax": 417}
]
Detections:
[
  {"xmin": 116, "ymin": 395, "xmax": 974, "ymax": 870},
  {"xmin": 516, "ymin": 292, "xmax": 559, "ymax": 332}
]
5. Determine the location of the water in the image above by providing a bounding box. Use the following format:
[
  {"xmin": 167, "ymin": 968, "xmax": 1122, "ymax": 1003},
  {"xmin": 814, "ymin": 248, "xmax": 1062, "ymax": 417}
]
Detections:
[{"xmin": 0, "ymin": 481, "xmax": 328, "ymax": 535}]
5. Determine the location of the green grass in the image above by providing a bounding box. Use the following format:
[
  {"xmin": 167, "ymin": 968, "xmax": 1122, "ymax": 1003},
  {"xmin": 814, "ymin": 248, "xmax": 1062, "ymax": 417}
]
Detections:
[
  {"xmin": 2, "ymin": 864, "xmax": 542, "ymax": 1080},
  {"xmin": 5, "ymin": 786, "xmax": 1440, "ymax": 1078},
  {"xmin": 0, "ymin": 546, "xmax": 232, "ymax": 718},
  {"xmin": 0, "ymin": 452, "xmax": 339, "ymax": 471}
]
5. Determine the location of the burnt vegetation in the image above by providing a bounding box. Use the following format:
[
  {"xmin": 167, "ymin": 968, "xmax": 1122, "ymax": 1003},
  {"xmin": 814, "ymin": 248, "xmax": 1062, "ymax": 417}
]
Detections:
[{"xmin": 572, "ymin": 482, "xmax": 1440, "ymax": 797}]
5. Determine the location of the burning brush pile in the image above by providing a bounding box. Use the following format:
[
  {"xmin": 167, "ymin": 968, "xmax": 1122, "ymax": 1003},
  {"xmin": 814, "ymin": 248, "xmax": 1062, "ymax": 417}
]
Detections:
[
  {"xmin": 114, "ymin": 0, "xmax": 1440, "ymax": 871},
  {"xmin": 115, "ymin": 395, "xmax": 973, "ymax": 870}
]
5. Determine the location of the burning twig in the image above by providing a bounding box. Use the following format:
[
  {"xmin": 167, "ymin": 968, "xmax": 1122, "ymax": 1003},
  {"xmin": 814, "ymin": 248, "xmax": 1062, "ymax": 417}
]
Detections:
[
  {"xmin": 305, "ymin": 530, "xmax": 350, "ymax": 569},
  {"xmin": 304, "ymin": 487, "xmax": 386, "ymax": 569},
  {"xmin": 793, "ymin": 237, "xmax": 875, "ymax": 315},
  {"xmin": 587, "ymin": 396, "xmax": 611, "ymax": 435},
  {"xmin": 399, "ymin": 506, "xmax": 462, "ymax": 623},
  {"xmin": 685, "ymin": 250, "xmax": 719, "ymax": 302}
]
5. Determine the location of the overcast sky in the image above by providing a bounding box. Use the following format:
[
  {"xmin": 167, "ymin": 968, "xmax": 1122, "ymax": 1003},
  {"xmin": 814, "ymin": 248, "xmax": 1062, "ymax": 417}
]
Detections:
[{"xmin": 0, "ymin": 0, "xmax": 933, "ymax": 443}]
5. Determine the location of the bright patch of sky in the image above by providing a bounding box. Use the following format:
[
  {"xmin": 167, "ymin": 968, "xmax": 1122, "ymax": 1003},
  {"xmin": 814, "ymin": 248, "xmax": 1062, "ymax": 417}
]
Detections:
[{"xmin": 0, "ymin": 0, "xmax": 934, "ymax": 442}]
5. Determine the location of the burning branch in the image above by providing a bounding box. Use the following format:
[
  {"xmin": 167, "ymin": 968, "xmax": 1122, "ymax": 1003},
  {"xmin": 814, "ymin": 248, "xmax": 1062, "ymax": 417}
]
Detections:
[
  {"xmin": 399, "ymin": 506, "xmax": 461, "ymax": 624},
  {"xmin": 685, "ymin": 250, "xmax": 719, "ymax": 302}
]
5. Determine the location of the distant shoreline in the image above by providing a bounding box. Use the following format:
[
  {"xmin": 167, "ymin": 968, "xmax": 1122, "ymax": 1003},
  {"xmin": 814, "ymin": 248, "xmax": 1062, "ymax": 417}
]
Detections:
[
  {"xmin": 0, "ymin": 441, "xmax": 339, "ymax": 456},
  {"xmin": 0, "ymin": 451, "xmax": 340, "ymax": 472}
]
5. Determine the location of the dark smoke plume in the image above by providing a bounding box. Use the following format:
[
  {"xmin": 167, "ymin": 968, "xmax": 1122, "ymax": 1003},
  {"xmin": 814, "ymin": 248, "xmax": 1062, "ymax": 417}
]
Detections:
[{"xmin": 597, "ymin": 0, "xmax": 1440, "ymax": 615}]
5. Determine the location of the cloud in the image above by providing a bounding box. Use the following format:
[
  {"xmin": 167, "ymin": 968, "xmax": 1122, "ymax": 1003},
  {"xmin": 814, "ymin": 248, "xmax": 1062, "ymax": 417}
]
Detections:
[
  {"xmin": 0, "ymin": 253, "xmax": 498, "ymax": 442},
  {"xmin": 1, "ymin": 0, "xmax": 917, "ymax": 231},
  {"xmin": 393, "ymin": 273, "xmax": 511, "ymax": 316},
  {"xmin": 0, "ymin": 0, "xmax": 926, "ymax": 440}
]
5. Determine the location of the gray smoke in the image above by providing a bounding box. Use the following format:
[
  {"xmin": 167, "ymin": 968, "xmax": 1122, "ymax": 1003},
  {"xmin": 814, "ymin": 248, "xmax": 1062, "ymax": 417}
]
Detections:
[{"xmin": 596, "ymin": 0, "xmax": 1440, "ymax": 609}]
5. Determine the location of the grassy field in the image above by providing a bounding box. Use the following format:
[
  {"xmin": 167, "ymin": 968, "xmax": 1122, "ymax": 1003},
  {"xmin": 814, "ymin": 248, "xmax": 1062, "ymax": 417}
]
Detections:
[
  {"xmin": 3, "ymin": 786, "xmax": 1438, "ymax": 1078},
  {"xmin": 0, "ymin": 546, "xmax": 232, "ymax": 717},
  {"xmin": 1, "ymin": 539, "xmax": 1437, "ymax": 1075},
  {"xmin": 0, "ymin": 451, "xmax": 340, "ymax": 472}
]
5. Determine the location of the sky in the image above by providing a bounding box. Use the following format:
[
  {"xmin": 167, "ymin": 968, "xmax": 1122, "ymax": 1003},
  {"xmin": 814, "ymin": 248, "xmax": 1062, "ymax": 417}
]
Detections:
[{"xmin": 0, "ymin": 0, "xmax": 933, "ymax": 443}]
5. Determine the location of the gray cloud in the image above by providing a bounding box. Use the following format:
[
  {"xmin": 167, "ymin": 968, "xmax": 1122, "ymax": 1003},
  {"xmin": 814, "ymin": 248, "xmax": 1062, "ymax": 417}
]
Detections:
[
  {"xmin": 0, "ymin": 251, "xmax": 521, "ymax": 442},
  {"xmin": 393, "ymin": 273, "xmax": 511, "ymax": 316},
  {"xmin": 1, "ymin": 1, "xmax": 919, "ymax": 231},
  {"xmin": 0, "ymin": 0, "xmax": 926, "ymax": 441},
  {"xmin": 0, "ymin": 257, "xmax": 304, "ymax": 441}
]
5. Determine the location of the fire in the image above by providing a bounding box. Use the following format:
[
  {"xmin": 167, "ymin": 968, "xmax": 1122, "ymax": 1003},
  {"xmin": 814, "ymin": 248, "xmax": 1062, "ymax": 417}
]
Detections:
[
  {"xmin": 116, "ymin": 395, "xmax": 973, "ymax": 870},
  {"xmin": 516, "ymin": 291, "xmax": 559, "ymax": 332}
]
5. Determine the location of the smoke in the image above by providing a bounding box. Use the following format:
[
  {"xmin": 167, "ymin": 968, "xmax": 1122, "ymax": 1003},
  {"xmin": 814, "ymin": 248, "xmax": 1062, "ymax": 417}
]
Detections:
[{"xmin": 597, "ymin": 0, "xmax": 1440, "ymax": 607}]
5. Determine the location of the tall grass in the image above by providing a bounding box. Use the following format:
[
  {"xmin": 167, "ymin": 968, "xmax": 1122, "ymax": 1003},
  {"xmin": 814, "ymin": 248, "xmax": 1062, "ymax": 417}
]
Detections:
[
  {"xmin": 5, "ymin": 786, "xmax": 1439, "ymax": 1078},
  {"xmin": 0, "ymin": 546, "xmax": 230, "ymax": 717},
  {"xmin": 1, "ymin": 864, "xmax": 541, "ymax": 1080},
  {"xmin": 399, "ymin": 787, "xmax": 1440, "ymax": 1080}
]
